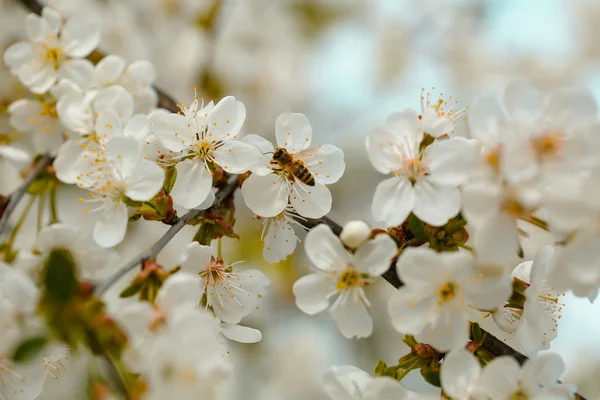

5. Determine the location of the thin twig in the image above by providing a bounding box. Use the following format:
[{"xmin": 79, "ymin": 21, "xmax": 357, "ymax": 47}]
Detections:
[
  {"xmin": 0, "ymin": 154, "xmax": 52, "ymax": 236},
  {"xmin": 97, "ymin": 176, "xmax": 238, "ymax": 294}
]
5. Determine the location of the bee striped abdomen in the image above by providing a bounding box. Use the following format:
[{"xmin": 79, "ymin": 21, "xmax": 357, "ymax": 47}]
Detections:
[{"xmin": 291, "ymin": 162, "xmax": 315, "ymax": 186}]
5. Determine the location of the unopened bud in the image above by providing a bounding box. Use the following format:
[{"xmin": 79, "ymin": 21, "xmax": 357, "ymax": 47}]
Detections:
[{"xmin": 340, "ymin": 220, "xmax": 371, "ymax": 249}]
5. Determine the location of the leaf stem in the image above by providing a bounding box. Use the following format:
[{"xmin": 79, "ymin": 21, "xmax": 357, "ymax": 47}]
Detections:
[
  {"xmin": 37, "ymin": 193, "xmax": 45, "ymax": 232},
  {"xmin": 49, "ymin": 186, "xmax": 59, "ymax": 224},
  {"xmin": 7, "ymin": 195, "xmax": 35, "ymax": 247}
]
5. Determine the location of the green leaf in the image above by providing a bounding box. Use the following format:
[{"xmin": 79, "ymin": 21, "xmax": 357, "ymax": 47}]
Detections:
[
  {"xmin": 193, "ymin": 223, "xmax": 215, "ymax": 246},
  {"xmin": 12, "ymin": 337, "xmax": 48, "ymax": 363},
  {"xmin": 163, "ymin": 166, "xmax": 177, "ymax": 194},
  {"xmin": 128, "ymin": 213, "xmax": 142, "ymax": 222},
  {"xmin": 374, "ymin": 360, "xmax": 387, "ymax": 377},
  {"xmin": 402, "ymin": 334, "xmax": 417, "ymax": 349},
  {"xmin": 471, "ymin": 322, "xmax": 485, "ymax": 344},
  {"xmin": 42, "ymin": 248, "xmax": 78, "ymax": 305},
  {"xmin": 420, "ymin": 366, "xmax": 441, "ymax": 387},
  {"xmin": 119, "ymin": 283, "xmax": 142, "ymax": 298},
  {"xmin": 407, "ymin": 214, "xmax": 428, "ymax": 242}
]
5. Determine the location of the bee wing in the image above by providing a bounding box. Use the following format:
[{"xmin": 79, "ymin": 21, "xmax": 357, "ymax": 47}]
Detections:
[{"xmin": 294, "ymin": 147, "xmax": 320, "ymax": 164}]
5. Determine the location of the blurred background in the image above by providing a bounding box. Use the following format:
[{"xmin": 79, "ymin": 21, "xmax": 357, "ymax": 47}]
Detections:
[{"xmin": 2, "ymin": 0, "xmax": 600, "ymax": 398}]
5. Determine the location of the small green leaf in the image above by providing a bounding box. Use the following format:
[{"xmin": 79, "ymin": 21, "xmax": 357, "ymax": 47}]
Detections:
[
  {"xmin": 471, "ymin": 322, "xmax": 485, "ymax": 344},
  {"xmin": 193, "ymin": 223, "xmax": 215, "ymax": 246},
  {"xmin": 163, "ymin": 166, "xmax": 177, "ymax": 194},
  {"xmin": 43, "ymin": 248, "xmax": 78, "ymax": 305},
  {"xmin": 119, "ymin": 283, "xmax": 142, "ymax": 298},
  {"xmin": 374, "ymin": 360, "xmax": 387, "ymax": 376},
  {"xmin": 12, "ymin": 337, "xmax": 48, "ymax": 363},
  {"xmin": 402, "ymin": 334, "xmax": 417, "ymax": 349},
  {"xmin": 420, "ymin": 366, "xmax": 441, "ymax": 387},
  {"xmin": 407, "ymin": 214, "xmax": 428, "ymax": 242},
  {"xmin": 128, "ymin": 213, "xmax": 142, "ymax": 222}
]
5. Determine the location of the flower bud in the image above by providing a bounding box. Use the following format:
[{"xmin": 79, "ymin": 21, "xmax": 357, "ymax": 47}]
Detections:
[{"xmin": 340, "ymin": 220, "xmax": 371, "ymax": 249}]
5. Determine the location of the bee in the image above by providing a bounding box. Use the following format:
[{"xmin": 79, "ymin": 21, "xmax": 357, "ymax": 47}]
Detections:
[{"xmin": 270, "ymin": 147, "xmax": 315, "ymax": 186}]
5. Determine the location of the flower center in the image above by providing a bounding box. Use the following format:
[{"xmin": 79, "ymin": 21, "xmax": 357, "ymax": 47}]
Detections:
[
  {"xmin": 43, "ymin": 45, "xmax": 63, "ymax": 70},
  {"xmin": 437, "ymin": 281, "xmax": 458, "ymax": 305},
  {"xmin": 40, "ymin": 100, "xmax": 58, "ymax": 119},
  {"xmin": 532, "ymin": 131, "xmax": 564, "ymax": 161},
  {"xmin": 510, "ymin": 389, "xmax": 529, "ymax": 400},
  {"xmin": 336, "ymin": 267, "xmax": 362, "ymax": 291},
  {"xmin": 199, "ymin": 259, "xmax": 227, "ymax": 285},
  {"xmin": 396, "ymin": 157, "xmax": 428, "ymax": 183}
]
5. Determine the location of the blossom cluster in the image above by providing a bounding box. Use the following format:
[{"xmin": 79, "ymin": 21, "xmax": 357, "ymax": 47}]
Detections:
[{"xmin": 0, "ymin": 4, "xmax": 596, "ymax": 400}]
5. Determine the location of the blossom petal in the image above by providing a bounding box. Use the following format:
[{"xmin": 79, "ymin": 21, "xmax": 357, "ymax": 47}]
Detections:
[
  {"xmin": 441, "ymin": 350, "xmax": 481, "ymax": 400},
  {"xmin": 353, "ymin": 234, "xmax": 397, "ymax": 276},
  {"xmin": 93, "ymin": 85, "xmax": 134, "ymax": 122},
  {"xmin": 426, "ymin": 137, "xmax": 476, "ymax": 186},
  {"xmin": 126, "ymin": 60, "xmax": 156, "ymax": 86},
  {"xmin": 181, "ymin": 242, "xmax": 214, "ymax": 274},
  {"xmin": 413, "ymin": 178, "xmax": 460, "ymax": 226},
  {"xmin": 396, "ymin": 247, "xmax": 442, "ymax": 286},
  {"xmin": 521, "ymin": 353, "xmax": 565, "ymax": 390},
  {"xmin": 149, "ymin": 113, "xmax": 193, "ymax": 152},
  {"xmin": 468, "ymin": 95, "xmax": 507, "ymax": 145},
  {"xmin": 461, "ymin": 180, "xmax": 502, "ymax": 227},
  {"xmin": 262, "ymin": 216, "xmax": 298, "ymax": 263},
  {"xmin": 40, "ymin": 7, "xmax": 62, "ymax": 36},
  {"xmin": 18, "ymin": 63, "xmax": 57, "ymax": 94},
  {"xmin": 58, "ymin": 59, "xmax": 94, "ymax": 91},
  {"xmin": 299, "ymin": 144, "xmax": 345, "ymax": 184},
  {"xmin": 171, "ymin": 159, "xmax": 213, "ymax": 209},
  {"xmin": 371, "ymin": 176, "xmax": 415, "ymax": 227},
  {"xmin": 53, "ymin": 139, "xmax": 89, "ymax": 183},
  {"xmin": 474, "ymin": 212, "xmax": 520, "ymax": 265},
  {"xmin": 0, "ymin": 146, "xmax": 31, "ymax": 170},
  {"xmin": 503, "ymin": 78, "xmax": 542, "ymax": 124},
  {"xmin": 241, "ymin": 173, "xmax": 289, "ymax": 217},
  {"xmin": 3, "ymin": 41, "xmax": 35, "ymax": 69},
  {"xmin": 60, "ymin": 13, "xmax": 101, "ymax": 57},
  {"xmin": 95, "ymin": 110, "xmax": 122, "ymax": 144},
  {"xmin": 292, "ymin": 272, "xmax": 335, "ymax": 315},
  {"xmin": 289, "ymin": 181, "xmax": 332, "ymax": 219},
  {"xmin": 157, "ymin": 273, "xmax": 202, "ymax": 310},
  {"xmin": 57, "ymin": 91, "xmax": 94, "ymax": 134},
  {"xmin": 415, "ymin": 307, "xmax": 469, "ymax": 352},
  {"xmin": 213, "ymin": 140, "xmax": 261, "ymax": 174},
  {"xmin": 388, "ymin": 287, "xmax": 437, "ymax": 334},
  {"xmin": 365, "ymin": 126, "xmax": 401, "ymax": 174},
  {"xmin": 125, "ymin": 161, "xmax": 165, "ymax": 201},
  {"xmin": 330, "ymin": 295, "xmax": 373, "ymax": 339},
  {"xmin": 93, "ymin": 203, "xmax": 128, "ymax": 248},
  {"xmin": 304, "ymin": 223, "xmax": 349, "ymax": 272},
  {"xmin": 34, "ymin": 224, "xmax": 77, "ymax": 253},
  {"xmin": 241, "ymin": 134, "xmax": 274, "ymax": 176},
  {"xmin": 322, "ymin": 366, "xmax": 372, "ymax": 400},
  {"xmin": 544, "ymin": 87, "xmax": 597, "ymax": 129},
  {"xmin": 95, "ymin": 55, "xmax": 126, "ymax": 86},
  {"xmin": 124, "ymin": 115, "xmax": 151, "ymax": 143},
  {"xmin": 220, "ymin": 323, "xmax": 262, "ymax": 343},
  {"xmin": 275, "ymin": 112, "xmax": 313, "ymax": 153},
  {"xmin": 206, "ymin": 96, "xmax": 245, "ymax": 141},
  {"xmin": 477, "ymin": 357, "xmax": 521, "ymax": 398}
]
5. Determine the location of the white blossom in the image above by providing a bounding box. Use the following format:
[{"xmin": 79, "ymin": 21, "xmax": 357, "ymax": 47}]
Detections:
[
  {"xmin": 75, "ymin": 136, "xmax": 165, "ymax": 247},
  {"xmin": 492, "ymin": 246, "xmax": 564, "ymax": 357},
  {"xmin": 367, "ymin": 109, "xmax": 476, "ymax": 227},
  {"xmin": 418, "ymin": 88, "xmax": 468, "ymax": 138},
  {"xmin": 241, "ymin": 113, "xmax": 345, "ymax": 219},
  {"xmin": 388, "ymin": 247, "xmax": 512, "ymax": 352},
  {"xmin": 3, "ymin": 7, "xmax": 99, "ymax": 94},
  {"xmin": 180, "ymin": 242, "xmax": 270, "ymax": 324},
  {"xmin": 322, "ymin": 365, "xmax": 436, "ymax": 400},
  {"xmin": 293, "ymin": 224, "xmax": 397, "ymax": 339},
  {"xmin": 258, "ymin": 207, "xmax": 305, "ymax": 263}
]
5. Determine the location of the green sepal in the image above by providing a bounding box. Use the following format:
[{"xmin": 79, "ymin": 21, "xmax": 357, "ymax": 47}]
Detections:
[
  {"xmin": 12, "ymin": 337, "xmax": 49, "ymax": 363},
  {"xmin": 42, "ymin": 248, "xmax": 78, "ymax": 306}
]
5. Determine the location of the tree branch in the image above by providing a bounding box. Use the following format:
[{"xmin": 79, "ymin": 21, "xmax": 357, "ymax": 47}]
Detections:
[
  {"xmin": 96, "ymin": 176, "xmax": 238, "ymax": 294},
  {"xmin": 0, "ymin": 154, "xmax": 52, "ymax": 236}
]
